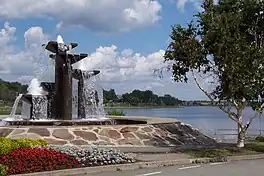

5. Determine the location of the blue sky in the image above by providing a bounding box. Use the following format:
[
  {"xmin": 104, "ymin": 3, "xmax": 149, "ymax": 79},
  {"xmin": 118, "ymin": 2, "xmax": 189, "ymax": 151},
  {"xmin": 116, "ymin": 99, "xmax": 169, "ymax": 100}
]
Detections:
[{"xmin": 0, "ymin": 0, "xmax": 208, "ymax": 100}]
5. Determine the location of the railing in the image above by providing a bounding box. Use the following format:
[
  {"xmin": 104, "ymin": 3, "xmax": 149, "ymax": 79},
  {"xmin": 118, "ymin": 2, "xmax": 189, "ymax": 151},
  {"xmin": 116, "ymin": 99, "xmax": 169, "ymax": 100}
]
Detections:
[
  {"xmin": 215, "ymin": 129, "xmax": 264, "ymax": 136},
  {"xmin": 212, "ymin": 129, "xmax": 264, "ymax": 143}
]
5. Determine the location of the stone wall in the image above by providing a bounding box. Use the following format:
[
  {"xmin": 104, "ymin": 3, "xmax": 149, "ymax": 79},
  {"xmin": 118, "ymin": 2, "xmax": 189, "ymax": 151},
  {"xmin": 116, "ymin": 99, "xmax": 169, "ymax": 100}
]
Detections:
[{"xmin": 0, "ymin": 122, "xmax": 217, "ymax": 148}]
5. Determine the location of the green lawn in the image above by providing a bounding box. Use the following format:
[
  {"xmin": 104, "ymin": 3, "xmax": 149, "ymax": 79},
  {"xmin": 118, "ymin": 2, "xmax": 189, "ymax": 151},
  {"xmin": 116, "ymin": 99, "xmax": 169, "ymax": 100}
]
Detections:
[
  {"xmin": 184, "ymin": 142, "xmax": 264, "ymax": 158},
  {"xmin": 0, "ymin": 105, "xmax": 21, "ymax": 115}
]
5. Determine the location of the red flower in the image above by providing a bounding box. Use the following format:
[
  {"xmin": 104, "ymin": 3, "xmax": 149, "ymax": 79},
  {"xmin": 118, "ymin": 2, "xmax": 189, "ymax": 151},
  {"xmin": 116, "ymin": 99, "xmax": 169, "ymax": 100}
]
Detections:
[{"xmin": 0, "ymin": 148, "xmax": 80, "ymax": 175}]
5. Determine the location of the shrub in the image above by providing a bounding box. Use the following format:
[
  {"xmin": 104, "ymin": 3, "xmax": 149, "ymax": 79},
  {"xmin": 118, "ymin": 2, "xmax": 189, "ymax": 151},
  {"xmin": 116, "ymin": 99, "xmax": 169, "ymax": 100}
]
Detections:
[
  {"xmin": 0, "ymin": 148, "xmax": 80, "ymax": 175},
  {"xmin": 184, "ymin": 148, "xmax": 230, "ymax": 158},
  {"xmin": 0, "ymin": 137, "xmax": 47, "ymax": 155},
  {"xmin": 15, "ymin": 138, "xmax": 47, "ymax": 147},
  {"xmin": 107, "ymin": 109, "xmax": 125, "ymax": 116},
  {"xmin": 245, "ymin": 142, "xmax": 264, "ymax": 153},
  {"xmin": 255, "ymin": 136, "xmax": 264, "ymax": 142},
  {"xmin": 0, "ymin": 165, "xmax": 8, "ymax": 176}
]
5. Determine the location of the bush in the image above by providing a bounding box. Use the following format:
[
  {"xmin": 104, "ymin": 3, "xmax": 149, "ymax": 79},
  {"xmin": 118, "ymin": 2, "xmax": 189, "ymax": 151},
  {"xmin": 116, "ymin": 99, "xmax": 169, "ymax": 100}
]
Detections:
[
  {"xmin": 107, "ymin": 109, "xmax": 125, "ymax": 116},
  {"xmin": 0, "ymin": 148, "xmax": 80, "ymax": 175},
  {"xmin": 0, "ymin": 165, "xmax": 8, "ymax": 176},
  {"xmin": 0, "ymin": 137, "xmax": 47, "ymax": 155},
  {"xmin": 184, "ymin": 148, "xmax": 230, "ymax": 158},
  {"xmin": 255, "ymin": 136, "xmax": 264, "ymax": 142},
  {"xmin": 245, "ymin": 142, "xmax": 264, "ymax": 153}
]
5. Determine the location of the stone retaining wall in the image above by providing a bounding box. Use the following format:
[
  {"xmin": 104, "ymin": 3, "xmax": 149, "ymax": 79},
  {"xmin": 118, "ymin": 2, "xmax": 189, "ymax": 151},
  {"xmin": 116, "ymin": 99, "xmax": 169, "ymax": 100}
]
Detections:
[{"xmin": 0, "ymin": 122, "xmax": 216, "ymax": 147}]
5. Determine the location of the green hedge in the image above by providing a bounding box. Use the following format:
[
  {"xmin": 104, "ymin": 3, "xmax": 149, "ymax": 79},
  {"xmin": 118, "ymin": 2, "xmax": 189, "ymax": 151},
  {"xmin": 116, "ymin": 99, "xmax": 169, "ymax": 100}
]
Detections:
[{"xmin": 255, "ymin": 136, "xmax": 264, "ymax": 142}]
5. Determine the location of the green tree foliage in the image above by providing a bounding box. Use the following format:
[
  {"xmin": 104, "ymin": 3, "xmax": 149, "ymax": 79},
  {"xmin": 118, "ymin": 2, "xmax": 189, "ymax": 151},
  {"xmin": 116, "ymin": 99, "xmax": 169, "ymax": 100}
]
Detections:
[
  {"xmin": 163, "ymin": 0, "xmax": 264, "ymax": 147},
  {"xmin": 103, "ymin": 89, "xmax": 119, "ymax": 103},
  {"xmin": 0, "ymin": 78, "xmax": 27, "ymax": 103},
  {"xmin": 104, "ymin": 89, "xmax": 183, "ymax": 106}
]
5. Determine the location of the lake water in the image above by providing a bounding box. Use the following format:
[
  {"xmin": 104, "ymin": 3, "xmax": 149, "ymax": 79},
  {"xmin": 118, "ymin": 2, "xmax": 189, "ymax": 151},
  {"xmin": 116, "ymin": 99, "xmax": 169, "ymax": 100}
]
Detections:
[{"xmin": 113, "ymin": 106, "xmax": 264, "ymax": 139}]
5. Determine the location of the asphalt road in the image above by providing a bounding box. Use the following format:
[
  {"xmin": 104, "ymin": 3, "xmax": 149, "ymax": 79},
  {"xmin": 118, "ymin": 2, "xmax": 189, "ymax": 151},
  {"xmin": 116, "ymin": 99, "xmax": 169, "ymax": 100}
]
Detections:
[{"xmin": 87, "ymin": 159, "xmax": 264, "ymax": 176}]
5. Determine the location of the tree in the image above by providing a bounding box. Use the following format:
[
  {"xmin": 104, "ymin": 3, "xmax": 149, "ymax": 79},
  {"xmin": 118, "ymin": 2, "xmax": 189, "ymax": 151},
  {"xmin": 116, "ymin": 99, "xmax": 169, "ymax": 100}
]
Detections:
[{"xmin": 161, "ymin": 0, "xmax": 264, "ymax": 147}]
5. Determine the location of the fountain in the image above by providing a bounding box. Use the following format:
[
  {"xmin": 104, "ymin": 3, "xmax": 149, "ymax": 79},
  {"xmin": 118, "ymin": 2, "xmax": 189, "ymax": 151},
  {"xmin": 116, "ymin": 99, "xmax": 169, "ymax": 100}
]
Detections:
[
  {"xmin": 1, "ymin": 35, "xmax": 147, "ymax": 126},
  {"xmin": 0, "ymin": 36, "xmax": 218, "ymax": 149}
]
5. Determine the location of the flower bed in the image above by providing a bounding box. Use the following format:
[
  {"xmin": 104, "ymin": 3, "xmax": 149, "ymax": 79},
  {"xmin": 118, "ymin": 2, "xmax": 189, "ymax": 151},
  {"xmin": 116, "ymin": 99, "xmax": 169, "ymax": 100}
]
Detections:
[
  {"xmin": 0, "ymin": 148, "xmax": 80, "ymax": 175},
  {"xmin": 45, "ymin": 145, "xmax": 136, "ymax": 167},
  {"xmin": 0, "ymin": 138, "xmax": 136, "ymax": 175}
]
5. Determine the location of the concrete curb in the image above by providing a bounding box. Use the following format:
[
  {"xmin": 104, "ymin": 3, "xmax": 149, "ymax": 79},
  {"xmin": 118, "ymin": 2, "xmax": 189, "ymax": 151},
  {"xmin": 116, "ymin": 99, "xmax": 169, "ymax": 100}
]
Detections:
[{"xmin": 13, "ymin": 154, "xmax": 264, "ymax": 176}]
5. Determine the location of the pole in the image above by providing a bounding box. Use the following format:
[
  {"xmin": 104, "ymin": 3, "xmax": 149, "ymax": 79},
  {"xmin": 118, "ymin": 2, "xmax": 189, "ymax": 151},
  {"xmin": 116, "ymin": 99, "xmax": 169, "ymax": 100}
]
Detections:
[{"xmin": 260, "ymin": 112, "xmax": 262, "ymax": 136}]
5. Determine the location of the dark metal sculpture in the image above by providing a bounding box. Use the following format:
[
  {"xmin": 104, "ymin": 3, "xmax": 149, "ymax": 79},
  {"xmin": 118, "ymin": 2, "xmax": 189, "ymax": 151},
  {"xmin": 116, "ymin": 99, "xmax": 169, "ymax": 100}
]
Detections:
[
  {"xmin": 20, "ymin": 39, "xmax": 101, "ymax": 120},
  {"xmin": 43, "ymin": 41, "xmax": 87, "ymax": 120}
]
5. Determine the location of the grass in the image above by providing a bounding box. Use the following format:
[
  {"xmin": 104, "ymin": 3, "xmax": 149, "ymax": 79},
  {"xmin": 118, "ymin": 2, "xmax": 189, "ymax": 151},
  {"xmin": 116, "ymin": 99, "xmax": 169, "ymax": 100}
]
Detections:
[
  {"xmin": 184, "ymin": 142, "xmax": 264, "ymax": 158},
  {"xmin": 107, "ymin": 109, "xmax": 126, "ymax": 116},
  {"xmin": 0, "ymin": 106, "xmax": 21, "ymax": 115}
]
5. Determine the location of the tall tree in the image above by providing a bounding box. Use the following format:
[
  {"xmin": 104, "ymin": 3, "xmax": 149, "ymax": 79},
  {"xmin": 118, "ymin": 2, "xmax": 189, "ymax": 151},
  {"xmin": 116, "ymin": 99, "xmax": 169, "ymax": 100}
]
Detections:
[{"xmin": 161, "ymin": 0, "xmax": 264, "ymax": 147}]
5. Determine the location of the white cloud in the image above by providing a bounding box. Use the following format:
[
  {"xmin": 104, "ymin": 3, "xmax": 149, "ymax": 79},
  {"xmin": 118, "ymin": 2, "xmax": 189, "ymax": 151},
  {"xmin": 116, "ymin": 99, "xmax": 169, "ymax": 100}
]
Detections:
[
  {"xmin": 0, "ymin": 22, "xmax": 207, "ymax": 100},
  {"xmin": 173, "ymin": 0, "xmax": 218, "ymax": 10},
  {"xmin": 0, "ymin": 0, "xmax": 161, "ymax": 33},
  {"xmin": 74, "ymin": 46, "xmax": 165, "ymax": 82},
  {"xmin": 0, "ymin": 23, "xmax": 52, "ymax": 81}
]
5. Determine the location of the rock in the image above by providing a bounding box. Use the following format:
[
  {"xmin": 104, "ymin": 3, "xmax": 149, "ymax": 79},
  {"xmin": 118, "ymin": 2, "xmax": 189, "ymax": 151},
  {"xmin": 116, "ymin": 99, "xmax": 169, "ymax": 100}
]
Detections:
[
  {"xmin": 93, "ymin": 129, "xmax": 99, "ymax": 133},
  {"xmin": 9, "ymin": 133, "xmax": 42, "ymax": 140},
  {"xmin": 0, "ymin": 128, "xmax": 13, "ymax": 137},
  {"xmin": 99, "ymin": 129, "xmax": 121, "ymax": 140},
  {"xmin": 164, "ymin": 136, "xmax": 183, "ymax": 145},
  {"xmin": 11, "ymin": 129, "xmax": 26, "ymax": 135},
  {"xmin": 70, "ymin": 139, "xmax": 88, "ymax": 145},
  {"xmin": 99, "ymin": 136, "xmax": 111, "ymax": 142},
  {"xmin": 120, "ymin": 127, "xmax": 139, "ymax": 133},
  {"xmin": 52, "ymin": 129, "xmax": 74, "ymax": 140},
  {"xmin": 43, "ymin": 138, "xmax": 68, "ymax": 145},
  {"xmin": 134, "ymin": 132, "xmax": 151, "ymax": 139},
  {"xmin": 154, "ymin": 128, "xmax": 169, "ymax": 137},
  {"xmin": 73, "ymin": 131, "xmax": 98, "ymax": 141},
  {"xmin": 141, "ymin": 127, "xmax": 153, "ymax": 132},
  {"xmin": 28, "ymin": 128, "xmax": 50, "ymax": 137},
  {"xmin": 118, "ymin": 138, "xmax": 142, "ymax": 146},
  {"xmin": 122, "ymin": 132, "xmax": 136, "ymax": 139}
]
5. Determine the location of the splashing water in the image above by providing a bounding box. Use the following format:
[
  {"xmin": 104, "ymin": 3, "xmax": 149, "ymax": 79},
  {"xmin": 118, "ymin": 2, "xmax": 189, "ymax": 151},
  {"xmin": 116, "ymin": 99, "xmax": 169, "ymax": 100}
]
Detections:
[
  {"xmin": 82, "ymin": 71, "xmax": 107, "ymax": 119},
  {"xmin": 32, "ymin": 95, "xmax": 48, "ymax": 120},
  {"xmin": 27, "ymin": 78, "xmax": 45, "ymax": 95},
  {"xmin": 9, "ymin": 94, "xmax": 23, "ymax": 117}
]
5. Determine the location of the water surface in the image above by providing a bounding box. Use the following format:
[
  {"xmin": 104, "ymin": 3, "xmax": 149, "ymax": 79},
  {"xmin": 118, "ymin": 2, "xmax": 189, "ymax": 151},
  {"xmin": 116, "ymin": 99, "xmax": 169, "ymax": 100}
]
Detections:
[{"xmin": 113, "ymin": 106, "xmax": 264, "ymax": 138}]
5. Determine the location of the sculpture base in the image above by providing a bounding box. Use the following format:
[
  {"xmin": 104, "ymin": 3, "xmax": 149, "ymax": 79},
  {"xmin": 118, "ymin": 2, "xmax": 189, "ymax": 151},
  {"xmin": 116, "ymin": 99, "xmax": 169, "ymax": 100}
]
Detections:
[{"xmin": 2, "ymin": 118, "xmax": 147, "ymax": 126}]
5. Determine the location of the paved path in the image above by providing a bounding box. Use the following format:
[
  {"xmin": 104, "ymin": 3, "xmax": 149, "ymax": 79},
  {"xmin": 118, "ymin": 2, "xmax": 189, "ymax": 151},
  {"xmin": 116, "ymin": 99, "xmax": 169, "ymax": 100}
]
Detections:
[{"xmin": 87, "ymin": 159, "xmax": 264, "ymax": 176}]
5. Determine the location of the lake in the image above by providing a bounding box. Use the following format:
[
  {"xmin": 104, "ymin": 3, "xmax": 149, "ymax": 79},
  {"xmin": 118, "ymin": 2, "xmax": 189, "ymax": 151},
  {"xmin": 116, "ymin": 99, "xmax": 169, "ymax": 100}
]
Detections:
[{"xmin": 113, "ymin": 106, "xmax": 264, "ymax": 139}]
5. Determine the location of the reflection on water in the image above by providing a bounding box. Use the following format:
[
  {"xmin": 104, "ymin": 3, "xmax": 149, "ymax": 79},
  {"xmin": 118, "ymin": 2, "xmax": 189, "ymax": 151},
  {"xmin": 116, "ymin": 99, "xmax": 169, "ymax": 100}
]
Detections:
[{"xmin": 111, "ymin": 106, "xmax": 264, "ymax": 139}]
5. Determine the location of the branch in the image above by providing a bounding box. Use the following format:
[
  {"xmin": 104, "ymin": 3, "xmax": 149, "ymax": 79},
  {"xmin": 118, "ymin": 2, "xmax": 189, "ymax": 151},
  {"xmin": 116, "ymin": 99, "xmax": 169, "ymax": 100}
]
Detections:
[
  {"xmin": 232, "ymin": 99, "xmax": 238, "ymax": 108},
  {"xmin": 191, "ymin": 71, "xmax": 240, "ymax": 125},
  {"xmin": 244, "ymin": 102, "xmax": 264, "ymax": 131}
]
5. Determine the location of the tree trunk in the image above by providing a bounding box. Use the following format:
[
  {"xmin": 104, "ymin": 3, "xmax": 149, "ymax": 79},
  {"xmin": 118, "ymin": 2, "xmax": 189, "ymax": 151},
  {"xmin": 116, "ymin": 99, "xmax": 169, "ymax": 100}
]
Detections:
[
  {"xmin": 237, "ymin": 109, "xmax": 245, "ymax": 148},
  {"xmin": 237, "ymin": 127, "xmax": 245, "ymax": 148}
]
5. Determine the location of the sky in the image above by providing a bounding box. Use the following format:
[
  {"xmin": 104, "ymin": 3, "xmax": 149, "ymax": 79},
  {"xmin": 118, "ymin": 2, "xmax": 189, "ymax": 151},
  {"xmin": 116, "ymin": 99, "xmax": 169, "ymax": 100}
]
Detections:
[{"xmin": 0, "ymin": 0, "xmax": 210, "ymax": 100}]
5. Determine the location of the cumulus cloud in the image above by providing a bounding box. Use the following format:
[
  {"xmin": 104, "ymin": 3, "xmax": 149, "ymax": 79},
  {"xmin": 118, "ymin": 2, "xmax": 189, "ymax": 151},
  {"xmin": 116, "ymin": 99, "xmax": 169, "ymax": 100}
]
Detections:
[
  {"xmin": 0, "ymin": 22, "xmax": 169, "ymax": 91},
  {"xmin": 74, "ymin": 46, "xmax": 165, "ymax": 82},
  {"xmin": 0, "ymin": 22, "xmax": 207, "ymax": 100},
  {"xmin": 0, "ymin": 23, "xmax": 52, "ymax": 82},
  {"xmin": 172, "ymin": 0, "xmax": 218, "ymax": 10},
  {"xmin": 0, "ymin": 0, "xmax": 161, "ymax": 33}
]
